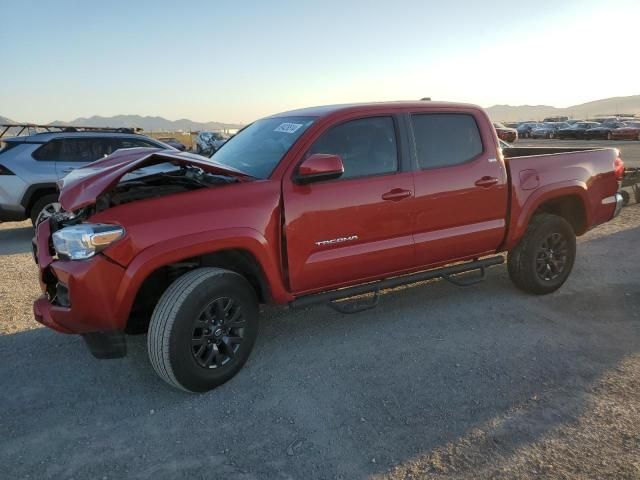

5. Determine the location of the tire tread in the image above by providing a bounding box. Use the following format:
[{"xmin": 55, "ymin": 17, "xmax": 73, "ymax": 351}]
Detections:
[
  {"xmin": 147, "ymin": 268, "xmax": 233, "ymax": 392},
  {"xmin": 507, "ymin": 213, "xmax": 575, "ymax": 295}
]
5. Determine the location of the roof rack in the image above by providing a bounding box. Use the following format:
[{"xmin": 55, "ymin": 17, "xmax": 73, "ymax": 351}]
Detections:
[{"xmin": 0, "ymin": 123, "xmax": 143, "ymax": 139}]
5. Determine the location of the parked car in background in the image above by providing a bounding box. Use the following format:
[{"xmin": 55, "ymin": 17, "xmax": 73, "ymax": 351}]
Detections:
[
  {"xmin": 0, "ymin": 131, "xmax": 172, "ymax": 225},
  {"xmin": 194, "ymin": 131, "xmax": 228, "ymax": 154},
  {"xmin": 610, "ymin": 121, "xmax": 640, "ymax": 141},
  {"xmin": 530, "ymin": 122, "xmax": 570, "ymax": 139},
  {"xmin": 158, "ymin": 137, "xmax": 187, "ymax": 151},
  {"xmin": 543, "ymin": 116, "xmax": 569, "ymax": 123},
  {"xmin": 556, "ymin": 122, "xmax": 600, "ymax": 139},
  {"xmin": 493, "ymin": 122, "xmax": 518, "ymax": 142},
  {"xmin": 583, "ymin": 122, "xmax": 628, "ymax": 140},
  {"xmin": 32, "ymin": 101, "xmax": 623, "ymax": 392},
  {"xmin": 516, "ymin": 122, "xmax": 542, "ymax": 138}
]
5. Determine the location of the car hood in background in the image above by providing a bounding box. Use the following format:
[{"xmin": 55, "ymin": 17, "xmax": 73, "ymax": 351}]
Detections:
[{"xmin": 58, "ymin": 148, "xmax": 253, "ymax": 211}]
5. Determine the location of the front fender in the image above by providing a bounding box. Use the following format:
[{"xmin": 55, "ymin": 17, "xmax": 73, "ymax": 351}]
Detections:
[{"xmin": 112, "ymin": 227, "xmax": 292, "ymax": 328}]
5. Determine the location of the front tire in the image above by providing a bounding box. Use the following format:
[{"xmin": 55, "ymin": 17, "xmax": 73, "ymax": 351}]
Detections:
[
  {"xmin": 508, "ymin": 213, "xmax": 576, "ymax": 295},
  {"xmin": 147, "ymin": 268, "xmax": 259, "ymax": 392}
]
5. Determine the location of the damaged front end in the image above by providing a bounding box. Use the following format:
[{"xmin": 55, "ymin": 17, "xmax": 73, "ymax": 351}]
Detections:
[
  {"xmin": 57, "ymin": 148, "xmax": 253, "ymax": 213},
  {"xmin": 95, "ymin": 164, "xmax": 239, "ymax": 211},
  {"xmin": 32, "ymin": 148, "xmax": 254, "ymax": 335}
]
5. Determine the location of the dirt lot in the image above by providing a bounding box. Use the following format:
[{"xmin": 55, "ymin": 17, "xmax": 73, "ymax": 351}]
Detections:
[{"xmin": 1, "ymin": 205, "xmax": 639, "ymax": 479}]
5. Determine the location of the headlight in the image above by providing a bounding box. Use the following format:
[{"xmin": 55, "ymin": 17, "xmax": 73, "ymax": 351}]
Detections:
[{"xmin": 52, "ymin": 224, "xmax": 125, "ymax": 260}]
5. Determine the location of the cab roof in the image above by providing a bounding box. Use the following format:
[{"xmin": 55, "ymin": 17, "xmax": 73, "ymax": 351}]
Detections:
[{"xmin": 269, "ymin": 101, "xmax": 483, "ymax": 119}]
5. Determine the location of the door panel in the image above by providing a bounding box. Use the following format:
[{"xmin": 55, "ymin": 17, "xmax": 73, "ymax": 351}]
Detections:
[
  {"xmin": 282, "ymin": 115, "xmax": 415, "ymax": 294},
  {"xmin": 409, "ymin": 112, "xmax": 508, "ymax": 266},
  {"xmin": 283, "ymin": 172, "xmax": 415, "ymax": 294}
]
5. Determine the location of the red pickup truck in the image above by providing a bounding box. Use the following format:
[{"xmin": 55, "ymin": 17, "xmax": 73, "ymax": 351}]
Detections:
[{"xmin": 32, "ymin": 101, "xmax": 624, "ymax": 392}]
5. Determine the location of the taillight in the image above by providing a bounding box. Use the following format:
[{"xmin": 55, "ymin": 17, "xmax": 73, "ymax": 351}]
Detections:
[
  {"xmin": 0, "ymin": 164, "xmax": 15, "ymax": 175},
  {"xmin": 614, "ymin": 156, "xmax": 625, "ymax": 181}
]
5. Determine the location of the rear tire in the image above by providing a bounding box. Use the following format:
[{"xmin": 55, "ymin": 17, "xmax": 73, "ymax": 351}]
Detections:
[
  {"xmin": 147, "ymin": 268, "xmax": 259, "ymax": 392},
  {"xmin": 508, "ymin": 213, "xmax": 576, "ymax": 295},
  {"xmin": 30, "ymin": 194, "xmax": 61, "ymax": 226},
  {"xmin": 620, "ymin": 190, "xmax": 630, "ymax": 206}
]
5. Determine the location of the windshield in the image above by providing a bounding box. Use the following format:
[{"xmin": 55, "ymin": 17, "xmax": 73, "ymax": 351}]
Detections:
[{"xmin": 210, "ymin": 116, "xmax": 315, "ymax": 178}]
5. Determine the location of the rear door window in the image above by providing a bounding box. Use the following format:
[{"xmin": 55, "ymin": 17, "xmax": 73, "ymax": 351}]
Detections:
[
  {"xmin": 32, "ymin": 140, "xmax": 61, "ymax": 161},
  {"xmin": 59, "ymin": 138, "xmax": 116, "ymax": 162},
  {"xmin": 411, "ymin": 113, "xmax": 483, "ymax": 169}
]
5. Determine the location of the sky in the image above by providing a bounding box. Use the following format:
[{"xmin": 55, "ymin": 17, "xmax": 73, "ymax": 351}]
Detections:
[{"xmin": 1, "ymin": 0, "xmax": 639, "ymax": 124}]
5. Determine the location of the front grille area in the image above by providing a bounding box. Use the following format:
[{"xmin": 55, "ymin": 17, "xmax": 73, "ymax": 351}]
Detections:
[
  {"xmin": 55, "ymin": 282, "xmax": 70, "ymax": 307},
  {"xmin": 41, "ymin": 266, "xmax": 58, "ymax": 302}
]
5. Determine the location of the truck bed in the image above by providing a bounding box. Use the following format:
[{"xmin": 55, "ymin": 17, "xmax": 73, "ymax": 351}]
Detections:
[
  {"xmin": 501, "ymin": 146, "xmax": 619, "ymax": 249},
  {"xmin": 502, "ymin": 146, "xmax": 612, "ymax": 159}
]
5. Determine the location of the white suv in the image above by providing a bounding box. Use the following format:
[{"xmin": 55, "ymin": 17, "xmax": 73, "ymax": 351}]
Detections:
[{"xmin": 0, "ymin": 131, "xmax": 171, "ymax": 225}]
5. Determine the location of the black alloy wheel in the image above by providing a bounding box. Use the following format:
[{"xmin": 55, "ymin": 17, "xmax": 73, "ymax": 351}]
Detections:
[
  {"xmin": 535, "ymin": 232, "xmax": 569, "ymax": 281},
  {"xmin": 191, "ymin": 297, "xmax": 246, "ymax": 369}
]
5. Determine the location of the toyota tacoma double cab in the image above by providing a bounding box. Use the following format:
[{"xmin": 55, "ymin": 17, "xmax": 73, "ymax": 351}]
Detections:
[{"xmin": 32, "ymin": 101, "xmax": 624, "ymax": 392}]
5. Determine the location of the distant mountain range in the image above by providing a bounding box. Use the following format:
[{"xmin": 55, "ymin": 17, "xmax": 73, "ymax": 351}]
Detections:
[
  {"xmin": 3, "ymin": 95, "xmax": 640, "ymax": 133},
  {"xmin": 0, "ymin": 114, "xmax": 241, "ymax": 132},
  {"xmin": 48, "ymin": 115, "xmax": 243, "ymax": 132},
  {"xmin": 486, "ymin": 95, "xmax": 640, "ymax": 122}
]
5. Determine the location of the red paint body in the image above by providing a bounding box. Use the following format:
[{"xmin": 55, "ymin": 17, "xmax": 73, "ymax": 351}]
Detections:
[
  {"xmin": 33, "ymin": 102, "xmax": 620, "ymax": 336},
  {"xmin": 610, "ymin": 126, "xmax": 640, "ymax": 141},
  {"xmin": 493, "ymin": 123, "xmax": 518, "ymax": 143}
]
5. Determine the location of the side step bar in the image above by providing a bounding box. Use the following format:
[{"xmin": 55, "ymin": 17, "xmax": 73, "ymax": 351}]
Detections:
[{"xmin": 290, "ymin": 255, "xmax": 504, "ymax": 310}]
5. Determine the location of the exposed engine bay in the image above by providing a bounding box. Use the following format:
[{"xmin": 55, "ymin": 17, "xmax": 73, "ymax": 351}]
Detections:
[{"xmin": 96, "ymin": 165, "xmax": 239, "ymax": 211}]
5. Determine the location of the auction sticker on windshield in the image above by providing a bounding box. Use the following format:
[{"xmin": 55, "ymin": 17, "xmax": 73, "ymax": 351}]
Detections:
[{"xmin": 274, "ymin": 123, "xmax": 303, "ymax": 133}]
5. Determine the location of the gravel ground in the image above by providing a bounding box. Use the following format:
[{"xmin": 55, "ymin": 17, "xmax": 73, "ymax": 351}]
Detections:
[{"xmin": 0, "ymin": 204, "xmax": 639, "ymax": 479}]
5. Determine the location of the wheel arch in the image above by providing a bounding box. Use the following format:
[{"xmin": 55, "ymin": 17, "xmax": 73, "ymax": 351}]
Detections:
[
  {"xmin": 112, "ymin": 230, "xmax": 291, "ymax": 333},
  {"xmin": 505, "ymin": 182, "xmax": 590, "ymax": 251},
  {"xmin": 20, "ymin": 183, "xmax": 59, "ymax": 217}
]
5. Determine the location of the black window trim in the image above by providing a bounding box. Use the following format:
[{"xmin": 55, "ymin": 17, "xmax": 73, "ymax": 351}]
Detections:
[
  {"xmin": 407, "ymin": 111, "xmax": 486, "ymax": 172},
  {"xmin": 296, "ymin": 113, "xmax": 405, "ymax": 184}
]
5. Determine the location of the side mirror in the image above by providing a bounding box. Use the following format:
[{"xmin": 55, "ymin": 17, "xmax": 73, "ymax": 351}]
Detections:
[{"xmin": 295, "ymin": 154, "xmax": 344, "ymax": 184}]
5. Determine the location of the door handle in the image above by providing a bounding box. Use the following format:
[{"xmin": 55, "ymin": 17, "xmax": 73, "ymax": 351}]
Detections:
[
  {"xmin": 382, "ymin": 188, "xmax": 412, "ymax": 201},
  {"xmin": 62, "ymin": 167, "xmax": 76, "ymax": 173},
  {"xmin": 475, "ymin": 176, "xmax": 498, "ymax": 188}
]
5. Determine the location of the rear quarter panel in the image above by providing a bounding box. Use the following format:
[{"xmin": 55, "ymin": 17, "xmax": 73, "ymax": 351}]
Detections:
[{"xmin": 504, "ymin": 148, "xmax": 619, "ymax": 250}]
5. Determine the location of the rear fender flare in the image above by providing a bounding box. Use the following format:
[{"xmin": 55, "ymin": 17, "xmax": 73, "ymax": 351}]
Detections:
[{"xmin": 505, "ymin": 181, "xmax": 589, "ymax": 250}]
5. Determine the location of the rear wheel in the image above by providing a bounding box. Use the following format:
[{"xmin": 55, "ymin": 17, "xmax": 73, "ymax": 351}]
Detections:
[
  {"xmin": 31, "ymin": 194, "xmax": 61, "ymax": 226},
  {"xmin": 147, "ymin": 267, "xmax": 259, "ymax": 392},
  {"xmin": 620, "ymin": 190, "xmax": 630, "ymax": 206},
  {"xmin": 508, "ymin": 213, "xmax": 576, "ymax": 295}
]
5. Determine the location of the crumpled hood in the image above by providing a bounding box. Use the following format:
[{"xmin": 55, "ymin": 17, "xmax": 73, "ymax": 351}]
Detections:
[{"xmin": 58, "ymin": 148, "xmax": 253, "ymax": 211}]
